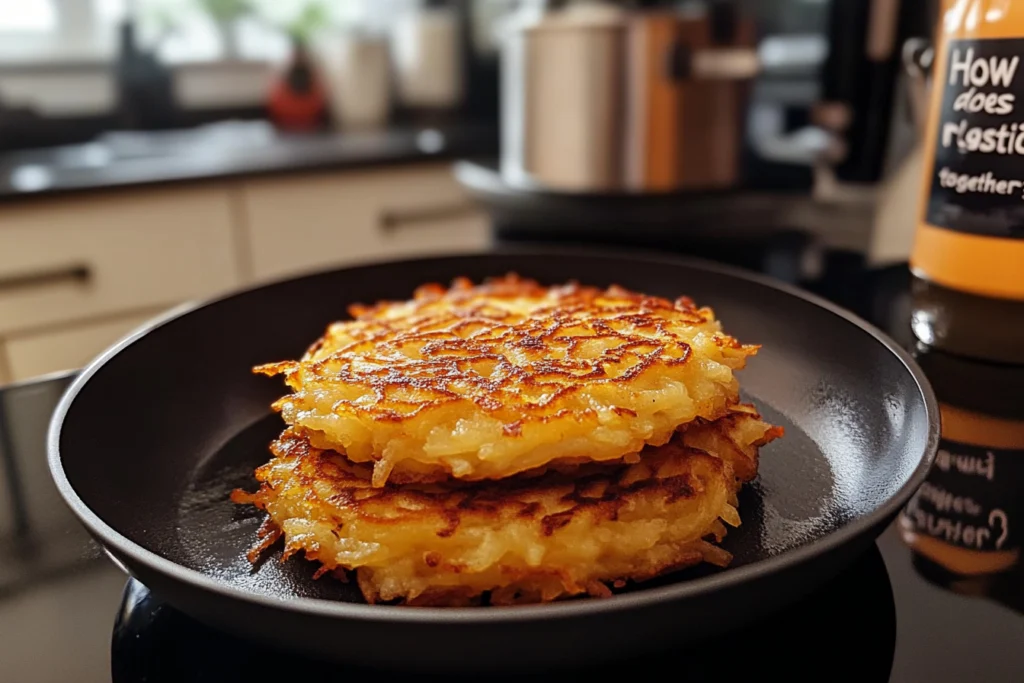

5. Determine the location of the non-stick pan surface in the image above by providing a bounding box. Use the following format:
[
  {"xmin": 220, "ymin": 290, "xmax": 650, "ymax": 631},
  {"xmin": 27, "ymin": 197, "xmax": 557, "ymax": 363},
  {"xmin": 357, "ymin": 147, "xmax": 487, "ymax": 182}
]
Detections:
[{"xmin": 49, "ymin": 250, "xmax": 938, "ymax": 673}]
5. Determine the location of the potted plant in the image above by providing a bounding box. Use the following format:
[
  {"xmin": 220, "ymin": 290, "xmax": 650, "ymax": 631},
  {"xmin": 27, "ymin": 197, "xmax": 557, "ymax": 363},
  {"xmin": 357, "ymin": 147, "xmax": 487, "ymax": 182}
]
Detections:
[
  {"xmin": 253, "ymin": 0, "xmax": 332, "ymax": 130},
  {"xmin": 197, "ymin": 0, "xmax": 253, "ymax": 59},
  {"xmin": 252, "ymin": 0, "xmax": 330, "ymax": 45}
]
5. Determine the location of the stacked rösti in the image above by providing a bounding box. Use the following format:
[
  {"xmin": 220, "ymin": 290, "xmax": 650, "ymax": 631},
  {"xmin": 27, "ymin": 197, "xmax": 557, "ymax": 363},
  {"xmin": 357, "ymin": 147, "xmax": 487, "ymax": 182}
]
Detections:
[{"xmin": 232, "ymin": 274, "xmax": 782, "ymax": 606}]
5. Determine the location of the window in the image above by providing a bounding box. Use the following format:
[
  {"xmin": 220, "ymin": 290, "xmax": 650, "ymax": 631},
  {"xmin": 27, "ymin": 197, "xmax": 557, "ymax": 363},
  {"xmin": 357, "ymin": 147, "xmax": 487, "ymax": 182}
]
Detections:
[
  {"xmin": 0, "ymin": 0, "xmax": 421, "ymax": 114},
  {"xmin": 0, "ymin": 0, "xmax": 120, "ymax": 64},
  {"xmin": 0, "ymin": 0, "xmax": 282, "ymax": 65},
  {"xmin": 0, "ymin": 0, "xmax": 421, "ymax": 66},
  {"xmin": 0, "ymin": 1, "xmax": 58, "ymax": 32}
]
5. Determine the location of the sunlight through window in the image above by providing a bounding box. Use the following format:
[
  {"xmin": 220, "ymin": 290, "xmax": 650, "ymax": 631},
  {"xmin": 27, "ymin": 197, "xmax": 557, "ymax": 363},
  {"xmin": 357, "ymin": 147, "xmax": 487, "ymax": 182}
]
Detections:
[{"xmin": 0, "ymin": 0, "xmax": 57, "ymax": 32}]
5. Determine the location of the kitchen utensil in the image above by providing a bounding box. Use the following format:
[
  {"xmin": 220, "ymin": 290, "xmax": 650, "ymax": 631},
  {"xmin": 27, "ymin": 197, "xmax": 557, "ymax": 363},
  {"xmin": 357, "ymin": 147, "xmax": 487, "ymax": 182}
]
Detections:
[{"xmin": 49, "ymin": 250, "xmax": 938, "ymax": 673}]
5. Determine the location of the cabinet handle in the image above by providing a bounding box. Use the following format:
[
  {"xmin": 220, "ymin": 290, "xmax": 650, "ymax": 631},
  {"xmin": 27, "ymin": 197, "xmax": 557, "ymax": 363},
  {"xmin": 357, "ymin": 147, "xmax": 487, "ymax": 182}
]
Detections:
[
  {"xmin": 378, "ymin": 203, "xmax": 480, "ymax": 232},
  {"xmin": 0, "ymin": 264, "xmax": 91, "ymax": 293}
]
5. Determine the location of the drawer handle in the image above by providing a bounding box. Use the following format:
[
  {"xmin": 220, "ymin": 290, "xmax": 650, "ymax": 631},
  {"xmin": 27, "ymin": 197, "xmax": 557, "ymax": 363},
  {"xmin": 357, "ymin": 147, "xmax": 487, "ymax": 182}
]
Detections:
[
  {"xmin": 378, "ymin": 203, "xmax": 480, "ymax": 232},
  {"xmin": 0, "ymin": 264, "xmax": 91, "ymax": 293}
]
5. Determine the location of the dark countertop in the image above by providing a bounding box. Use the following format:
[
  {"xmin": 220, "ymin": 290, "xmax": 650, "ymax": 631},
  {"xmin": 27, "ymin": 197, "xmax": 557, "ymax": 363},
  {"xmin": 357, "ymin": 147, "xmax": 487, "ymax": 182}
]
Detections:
[{"xmin": 0, "ymin": 120, "xmax": 498, "ymax": 202}]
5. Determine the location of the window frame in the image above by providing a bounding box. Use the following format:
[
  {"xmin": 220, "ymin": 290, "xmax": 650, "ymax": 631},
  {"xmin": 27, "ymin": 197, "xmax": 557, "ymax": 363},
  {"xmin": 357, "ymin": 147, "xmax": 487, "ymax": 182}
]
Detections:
[{"xmin": 0, "ymin": 0, "xmax": 119, "ymax": 65}]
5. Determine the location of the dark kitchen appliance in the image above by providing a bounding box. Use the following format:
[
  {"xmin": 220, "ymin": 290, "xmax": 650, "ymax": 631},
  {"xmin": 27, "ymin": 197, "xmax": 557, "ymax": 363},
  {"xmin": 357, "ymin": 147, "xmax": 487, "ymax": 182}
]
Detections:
[{"xmin": 814, "ymin": 0, "xmax": 938, "ymax": 183}]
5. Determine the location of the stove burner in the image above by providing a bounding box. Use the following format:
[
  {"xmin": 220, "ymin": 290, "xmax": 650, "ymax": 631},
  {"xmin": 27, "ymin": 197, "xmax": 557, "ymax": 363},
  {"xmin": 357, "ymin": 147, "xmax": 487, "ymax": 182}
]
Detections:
[{"xmin": 111, "ymin": 544, "xmax": 895, "ymax": 682}]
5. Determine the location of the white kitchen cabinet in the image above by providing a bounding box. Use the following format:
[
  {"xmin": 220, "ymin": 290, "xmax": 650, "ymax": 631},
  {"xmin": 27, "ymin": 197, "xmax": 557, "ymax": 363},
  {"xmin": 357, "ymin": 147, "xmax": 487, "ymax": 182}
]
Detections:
[
  {"xmin": 0, "ymin": 186, "xmax": 241, "ymax": 337},
  {"xmin": 242, "ymin": 163, "xmax": 490, "ymax": 282},
  {"xmin": 0, "ymin": 162, "xmax": 491, "ymax": 385},
  {"xmin": 4, "ymin": 308, "xmax": 167, "ymax": 382}
]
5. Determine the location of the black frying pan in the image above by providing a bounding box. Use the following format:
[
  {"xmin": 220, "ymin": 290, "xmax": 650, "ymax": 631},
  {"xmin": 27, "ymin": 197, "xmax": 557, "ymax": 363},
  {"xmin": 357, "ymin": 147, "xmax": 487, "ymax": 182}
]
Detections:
[{"xmin": 48, "ymin": 250, "xmax": 938, "ymax": 673}]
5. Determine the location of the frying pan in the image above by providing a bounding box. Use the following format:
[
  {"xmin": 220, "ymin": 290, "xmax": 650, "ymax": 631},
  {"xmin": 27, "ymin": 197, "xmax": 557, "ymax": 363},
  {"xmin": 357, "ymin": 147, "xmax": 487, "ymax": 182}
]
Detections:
[{"xmin": 48, "ymin": 250, "xmax": 938, "ymax": 673}]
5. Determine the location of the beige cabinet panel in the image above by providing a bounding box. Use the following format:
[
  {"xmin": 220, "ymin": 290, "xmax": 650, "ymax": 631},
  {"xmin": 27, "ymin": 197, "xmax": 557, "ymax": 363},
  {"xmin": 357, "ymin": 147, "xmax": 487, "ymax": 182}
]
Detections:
[
  {"xmin": 243, "ymin": 164, "xmax": 490, "ymax": 282},
  {"xmin": 377, "ymin": 201, "xmax": 490, "ymax": 259},
  {"xmin": 5, "ymin": 309, "xmax": 165, "ymax": 382},
  {"xmin": 0, "ymin": 340, "xmax": 9, "ymax": 385},
  {"xmin": 0, "ymin": 186, "xmax": 240, "ymax": 336}
]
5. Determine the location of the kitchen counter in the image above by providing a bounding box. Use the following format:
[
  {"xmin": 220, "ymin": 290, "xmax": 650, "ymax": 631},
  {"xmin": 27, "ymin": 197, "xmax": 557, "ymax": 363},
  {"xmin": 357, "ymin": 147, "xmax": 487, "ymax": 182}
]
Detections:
[
  {"xmin": 0, "ymin": 134, "xmax": 494, "ymax": 385},
  {"xmin": 0, "ymin": 120, "xmax": 498, "ymax": 201}
]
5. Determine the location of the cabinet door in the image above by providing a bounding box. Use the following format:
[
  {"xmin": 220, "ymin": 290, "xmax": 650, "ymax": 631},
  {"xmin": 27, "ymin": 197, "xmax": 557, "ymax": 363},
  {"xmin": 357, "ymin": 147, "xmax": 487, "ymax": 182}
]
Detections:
[
  {"xmin": 0, "ymin": 186, "xmax": 241, "ymax": 336},
  {"xmin": 4, "ymin": 309, "xmax": 165, "ymax": 382},
  {"xmin": 376, "ymin": 194, "xmax": 490, "ymax": 259},
  {"xmin": 242, "ymin": 164, "xmax": 490, "ymax": 282},
  {"xmin": 0, "ymin": 340, "xmax": 8, "ymax": 386}
]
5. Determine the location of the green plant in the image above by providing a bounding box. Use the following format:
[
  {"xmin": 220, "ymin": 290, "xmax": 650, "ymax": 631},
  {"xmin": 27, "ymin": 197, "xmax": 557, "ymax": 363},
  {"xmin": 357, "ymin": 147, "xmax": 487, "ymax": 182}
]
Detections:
[
  {"xmin": 252, "ymin": 0, "xmax": 332, "ymax": 43},
  {"xmin": 197, "ymin": 0, "xmax": 253, "ymax": 22},
  {"xmin": 286, "ymin": 2, "xmax": 329, "ymax": 41}
]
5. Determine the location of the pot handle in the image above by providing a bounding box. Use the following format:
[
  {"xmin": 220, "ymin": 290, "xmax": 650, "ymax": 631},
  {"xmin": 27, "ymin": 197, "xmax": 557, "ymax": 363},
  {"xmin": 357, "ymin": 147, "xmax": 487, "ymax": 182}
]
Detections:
[
  {"xmin": 664, "ymin": 39, "xmax": 692, "ymax": 82},
  {"xmin": 663, "ymin": 41, "xmax": 758, "ymax": 82}
]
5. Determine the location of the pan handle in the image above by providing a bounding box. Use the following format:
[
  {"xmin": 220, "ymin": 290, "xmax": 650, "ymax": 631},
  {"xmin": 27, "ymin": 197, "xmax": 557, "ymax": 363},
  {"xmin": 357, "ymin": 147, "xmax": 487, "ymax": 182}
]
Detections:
[{"xmin": 0, "ymin": 263, "xmax": 91, "ymax": 293}]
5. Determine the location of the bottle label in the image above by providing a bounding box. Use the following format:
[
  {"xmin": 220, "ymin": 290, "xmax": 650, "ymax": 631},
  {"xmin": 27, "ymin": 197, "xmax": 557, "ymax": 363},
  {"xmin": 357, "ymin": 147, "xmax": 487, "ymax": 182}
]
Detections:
[
  {"xmin": 925, "ymin": 38, "xmax": 1024, "ymax": 239},
  {"xmin": 903, "ymin": 439, "xmax": 1021, "ymax": 553}
]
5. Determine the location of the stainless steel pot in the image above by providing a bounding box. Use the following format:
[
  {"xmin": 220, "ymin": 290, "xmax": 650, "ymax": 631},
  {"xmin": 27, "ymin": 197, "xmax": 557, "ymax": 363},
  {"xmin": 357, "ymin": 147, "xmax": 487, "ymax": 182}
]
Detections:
[{"xmin": 499, "ymin": 2, "xmax": 759, "ymax": 194}]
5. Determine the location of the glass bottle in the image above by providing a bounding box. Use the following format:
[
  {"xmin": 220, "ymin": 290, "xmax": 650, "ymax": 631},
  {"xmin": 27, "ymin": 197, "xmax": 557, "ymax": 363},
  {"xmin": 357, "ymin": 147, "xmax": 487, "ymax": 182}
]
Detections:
[
  {"xmin": 910, "ymin": 0, "xmax": 1024, "ymax": 363},
  {"xmin": 900, "ymin": 344, "xmax": 1023, "ymax": 613}
]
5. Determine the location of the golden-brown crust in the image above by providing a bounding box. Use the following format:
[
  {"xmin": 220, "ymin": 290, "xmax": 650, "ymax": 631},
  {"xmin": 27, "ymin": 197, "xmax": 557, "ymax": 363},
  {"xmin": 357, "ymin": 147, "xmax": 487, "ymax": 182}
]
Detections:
[
  {"xmin": 234, "ymin": 276, "xmax": 782, "ymax": 605},
  {"xmin": 677, "ymin": 403, "xmax": 785, "ymax": 485},
  {"xmin": 257, "ymin": 275, "xmax": 752, "ymax": 422},
  {"xmin": 231, "ymin": 407, "xmax": 782, "ymax": 606},
  {"xmin": 236, "ymin": 429, "xmax": 717, "ymax": 534},
  {"xmin": 255, "ymin": 274, "xmax": 759, "ymax": 485}
]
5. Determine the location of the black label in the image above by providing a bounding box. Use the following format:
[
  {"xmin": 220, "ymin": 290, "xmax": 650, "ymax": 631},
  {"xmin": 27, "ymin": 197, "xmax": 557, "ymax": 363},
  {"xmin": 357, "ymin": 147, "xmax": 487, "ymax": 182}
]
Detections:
[
  {"xmin": 925, "ymin": 38, "xmax": 1024, "ymax": 239},
  {"xmin": 903, "ymin": 439, "xmax": 1021, "ymax": 554}
]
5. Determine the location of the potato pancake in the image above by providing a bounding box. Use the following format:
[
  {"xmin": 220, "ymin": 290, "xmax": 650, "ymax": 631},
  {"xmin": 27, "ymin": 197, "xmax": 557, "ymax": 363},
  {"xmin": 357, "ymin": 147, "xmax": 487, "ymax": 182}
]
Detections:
[
  {"xmin": 255, "ymin": 275, "xmax": 758, "ymax": 486},
  {"xmin": 231, "ymin": 406, "xmax": 781, "ymax": 606}
]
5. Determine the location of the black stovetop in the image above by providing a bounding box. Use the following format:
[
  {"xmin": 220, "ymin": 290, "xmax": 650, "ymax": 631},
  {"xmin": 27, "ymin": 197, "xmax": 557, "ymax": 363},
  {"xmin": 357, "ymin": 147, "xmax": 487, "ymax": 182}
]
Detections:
[{"xmin": 0, "ymin": 263, "xmax": 1020, "ymax": 683}]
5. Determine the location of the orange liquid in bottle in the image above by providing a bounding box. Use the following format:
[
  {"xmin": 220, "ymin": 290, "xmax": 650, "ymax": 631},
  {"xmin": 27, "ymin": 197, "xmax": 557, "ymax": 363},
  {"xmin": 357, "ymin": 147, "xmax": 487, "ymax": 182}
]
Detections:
[
  {"xmin": 913, "ymin": 0, "xmax": 1024, "ymax": 301},
  {"xmin": 911, "ymin": 0, "xmax": 1024, "ymax": 362}
]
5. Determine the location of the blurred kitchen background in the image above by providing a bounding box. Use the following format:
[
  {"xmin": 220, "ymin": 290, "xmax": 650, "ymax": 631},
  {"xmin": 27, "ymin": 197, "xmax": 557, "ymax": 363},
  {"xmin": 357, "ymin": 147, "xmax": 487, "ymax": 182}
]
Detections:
[{"xmin": 0, "ymin": 0, "xmax": 937, "ymax": 386}]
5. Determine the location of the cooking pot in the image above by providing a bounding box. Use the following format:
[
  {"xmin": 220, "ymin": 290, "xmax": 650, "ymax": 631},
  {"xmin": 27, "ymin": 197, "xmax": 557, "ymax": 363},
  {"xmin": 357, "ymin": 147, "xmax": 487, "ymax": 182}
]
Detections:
[{"xmin": 499, "ymin": 1, "xmax": 759, "ymax": 194}]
